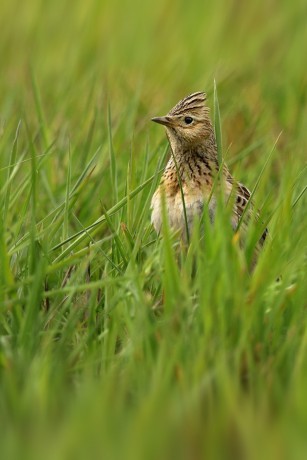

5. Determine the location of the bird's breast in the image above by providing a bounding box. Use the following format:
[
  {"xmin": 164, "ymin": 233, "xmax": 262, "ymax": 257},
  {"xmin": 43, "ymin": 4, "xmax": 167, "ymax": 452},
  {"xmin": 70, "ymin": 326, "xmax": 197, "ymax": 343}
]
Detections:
[{"xmin": 151, "ymin": 183, "xmax": 215, "ymax": 237}]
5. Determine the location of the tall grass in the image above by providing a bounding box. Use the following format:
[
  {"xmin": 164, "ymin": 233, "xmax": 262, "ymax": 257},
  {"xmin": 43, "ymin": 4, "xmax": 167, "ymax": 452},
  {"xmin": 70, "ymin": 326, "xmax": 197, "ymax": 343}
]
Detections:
[{"xmin": 0, "ymin": 0, "xmax": 306, "ymax": 458}]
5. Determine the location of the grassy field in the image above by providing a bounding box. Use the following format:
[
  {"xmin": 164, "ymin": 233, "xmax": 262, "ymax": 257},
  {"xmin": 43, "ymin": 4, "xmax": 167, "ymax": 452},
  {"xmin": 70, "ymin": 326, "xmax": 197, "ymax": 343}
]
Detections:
[{"xmin": 0, "ymin": 0, "xmax": 306, "ymax": 458}]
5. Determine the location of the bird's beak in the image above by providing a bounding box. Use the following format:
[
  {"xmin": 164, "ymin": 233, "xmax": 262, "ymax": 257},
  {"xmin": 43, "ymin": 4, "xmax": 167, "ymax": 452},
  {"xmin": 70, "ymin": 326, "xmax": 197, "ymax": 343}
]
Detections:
[{"xmin": 151, "ymin": 116, "xmax": 172, "ymax": 127}]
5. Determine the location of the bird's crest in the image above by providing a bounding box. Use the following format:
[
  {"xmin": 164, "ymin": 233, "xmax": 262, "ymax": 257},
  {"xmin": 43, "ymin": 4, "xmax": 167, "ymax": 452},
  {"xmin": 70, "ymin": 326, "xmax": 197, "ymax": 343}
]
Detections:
[{"xmin": 168, "ymin": 92, "xmax": 209, "ymax": 119}]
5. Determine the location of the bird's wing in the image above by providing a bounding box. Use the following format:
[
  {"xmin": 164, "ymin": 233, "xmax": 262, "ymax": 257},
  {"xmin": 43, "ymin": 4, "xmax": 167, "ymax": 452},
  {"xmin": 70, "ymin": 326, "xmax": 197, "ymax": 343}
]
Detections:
[
  {"xmin": 234, "ymin": 182, "xmax": 268, "ymax": 245},
  {"xmin": 235, "ymin": 182, "xmax": 252, "ymax": 217}
]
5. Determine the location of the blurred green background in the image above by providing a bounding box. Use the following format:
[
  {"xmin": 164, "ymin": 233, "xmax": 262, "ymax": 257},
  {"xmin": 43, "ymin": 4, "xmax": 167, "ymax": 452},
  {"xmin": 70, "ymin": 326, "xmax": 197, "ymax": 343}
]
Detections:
[
  {"xmin": 0, "ymin": 0, "xmax": 306, "ymax": 459},
  {"xmin": 2, "ymin": 0, "xmax": 306, "ymax": 134}
]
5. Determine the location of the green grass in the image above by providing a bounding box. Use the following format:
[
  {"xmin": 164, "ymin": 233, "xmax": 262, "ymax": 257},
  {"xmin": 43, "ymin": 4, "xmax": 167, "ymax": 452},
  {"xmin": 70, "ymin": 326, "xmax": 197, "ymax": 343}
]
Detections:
[{"xmin": 0, "ymin": 0, "xmax": 307, "ymax": 459}]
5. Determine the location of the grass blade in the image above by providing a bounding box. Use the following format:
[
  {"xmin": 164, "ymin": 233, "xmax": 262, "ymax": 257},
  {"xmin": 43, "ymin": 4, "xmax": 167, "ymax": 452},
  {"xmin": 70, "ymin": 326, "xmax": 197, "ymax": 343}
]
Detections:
[{"xmin": 214, "ymin": 79, "xmax": 223, "ymax": 166}]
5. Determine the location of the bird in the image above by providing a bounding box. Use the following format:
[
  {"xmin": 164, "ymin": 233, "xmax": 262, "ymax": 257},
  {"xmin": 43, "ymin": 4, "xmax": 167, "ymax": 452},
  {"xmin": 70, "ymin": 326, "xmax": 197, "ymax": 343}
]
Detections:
[{"xmin": 150, "ymin": 91, "xmax": 267, "ymax": 250}]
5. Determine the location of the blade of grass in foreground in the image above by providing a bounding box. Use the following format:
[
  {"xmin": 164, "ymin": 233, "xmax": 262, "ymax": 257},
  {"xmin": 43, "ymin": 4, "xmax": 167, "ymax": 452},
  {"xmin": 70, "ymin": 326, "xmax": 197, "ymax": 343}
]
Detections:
[
  {"xmin": 292, "ymin": 185, "xmax": 307, "ymax": 208},
  {"xmin": 108, "ymin": 104, "xmax": 118, "ymax": 203},
  {"xmin": 30, "ymin": 66, "xmax": 49, "ymax": 149},
  {"xmin": 170, "ymin": 149, "xmax": 190, "ymax": 244},
  {"xmin": 213, "ymin": 79, "xmax": 223, "ymax": 167},
  {"xmin": 63, "ymin": 142, "xmax": 71, "ymax": 242},
  {"xmin": 3, "ymin": 121, "xmax": 21, "ymax": 223},
  {"xmin": 237, "ymin": 132, "xmax": 282, "ymax": 231},
  {"xmin": 25, "ymin": 116, "xmax": 38, "ymax": 275}
]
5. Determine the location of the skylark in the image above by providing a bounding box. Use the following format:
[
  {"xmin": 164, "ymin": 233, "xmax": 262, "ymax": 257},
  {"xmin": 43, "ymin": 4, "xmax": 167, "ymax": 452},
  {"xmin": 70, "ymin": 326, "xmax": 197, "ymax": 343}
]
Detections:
[{"xmin": 151, "ymin": 92, "xmax": 267, "ymax": 248}]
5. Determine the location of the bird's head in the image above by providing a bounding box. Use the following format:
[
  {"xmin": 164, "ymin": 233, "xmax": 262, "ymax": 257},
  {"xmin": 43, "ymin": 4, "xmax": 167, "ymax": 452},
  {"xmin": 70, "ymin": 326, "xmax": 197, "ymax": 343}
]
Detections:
[{"xmin": 151, "ymin": 92, "xmax": 213, "ymax": 148}]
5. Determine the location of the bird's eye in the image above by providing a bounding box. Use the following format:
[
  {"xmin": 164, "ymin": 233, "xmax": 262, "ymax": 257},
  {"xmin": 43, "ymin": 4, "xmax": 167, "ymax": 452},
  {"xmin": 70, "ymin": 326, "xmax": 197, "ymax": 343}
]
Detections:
[{"xmin": 184, "ymin": 116, "xmax": 193, "ymax": 124}]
